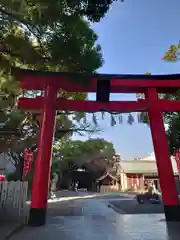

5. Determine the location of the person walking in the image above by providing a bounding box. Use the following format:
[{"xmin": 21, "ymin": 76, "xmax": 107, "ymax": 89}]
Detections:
[{"xmin": 74, "ymin": 182, "xmax": 79, "ymax": 192}]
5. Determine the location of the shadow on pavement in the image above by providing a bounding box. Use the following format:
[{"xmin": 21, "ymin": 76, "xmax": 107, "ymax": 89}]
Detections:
[
  {"xmin": 166, "ymin": 222, "xmax": 180, "ymax": 239},
  {"xmin": 109, "ymin": 199, "xmax": 164, "ymax": 214}
]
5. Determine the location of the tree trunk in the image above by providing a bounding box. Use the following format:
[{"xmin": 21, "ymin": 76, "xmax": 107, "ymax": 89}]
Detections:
[{"xmin": 9, "ymin": 152, "xmax": 24, "ymax": 180}]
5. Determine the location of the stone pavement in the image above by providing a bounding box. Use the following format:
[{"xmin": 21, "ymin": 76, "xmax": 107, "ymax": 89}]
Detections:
[
  {"xmin": 0, "ymin": 207, "xmax": 28, "ymax": 240},
  {"xmin": 109, "ymin": 198, "xmax": 164, "ymax": 214},
  {"xmin": 10, "ymin": 197, "xmax": 180, "ymax": 240},
  {"xmin": 0, "ymin": 222, "xmax": 24, "ymax": 240}
]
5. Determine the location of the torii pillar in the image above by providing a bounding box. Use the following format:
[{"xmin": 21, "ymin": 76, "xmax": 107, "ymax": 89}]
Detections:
[
  {"xmin": 28, "ymin": 85, "xmax": 57, "ymax": 226},
  {"xmin": 147, "ymin": 88, "xmax": 179, "ymax": 221}
]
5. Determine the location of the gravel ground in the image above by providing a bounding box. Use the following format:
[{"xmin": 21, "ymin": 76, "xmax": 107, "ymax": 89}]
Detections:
[{"xmin": 109, "ymin": 199, "xmax": 164, "ymax": 214}]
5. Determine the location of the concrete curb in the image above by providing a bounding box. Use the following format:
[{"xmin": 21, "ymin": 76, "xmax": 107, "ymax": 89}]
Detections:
[{"xmin": 5, "ymin": 223, "xmax": 26, "ymax": 240}]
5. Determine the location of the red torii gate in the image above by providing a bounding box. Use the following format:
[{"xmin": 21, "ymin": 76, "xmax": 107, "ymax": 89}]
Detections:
[{"xmin": 12, "ymin": 68, "xmax": 180, "ymax": 226}]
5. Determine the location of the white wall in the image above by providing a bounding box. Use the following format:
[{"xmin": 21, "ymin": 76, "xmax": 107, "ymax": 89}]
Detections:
[{"xmin": 141, "ymin": 152, "xmax": 179, "ymax": 175}]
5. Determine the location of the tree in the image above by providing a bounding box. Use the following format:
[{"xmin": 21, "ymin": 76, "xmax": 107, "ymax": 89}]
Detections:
[
  {"xmin": 0, "ymin": 0, "xmax": 130, "ymax": 180},
  {"xmin": 55, "ymin": 138, "xmax": 115, "ymax": 171},
  {"xmin": 163, "ymin": 43, "xmax": 180, "ymax": 62},
  {"xmin": 166, "ymin": 113, "xmax": 180, "ymax": 154},
  {"xmin": 159, "ymin": 43, "xmax": 180, "ymax": 154},
  {"xmin": 54, "ymin": 138, "xmax": 116, "ymax": 189},
  {"xmin": 138, "ymin": 45, "xmax": 180, "ymax": 154},
  {"xmin": 162, "ymin": 46, "xmax": 180, "ymax": 153},
  {"xmin": 0, "ymin": 0, "xmax": 110, "ymax": 178}
]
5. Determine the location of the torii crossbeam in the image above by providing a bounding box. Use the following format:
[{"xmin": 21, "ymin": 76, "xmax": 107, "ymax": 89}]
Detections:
[{"xmin": 12, "ymin": 68, "xmax": 180, "ymax": 226}]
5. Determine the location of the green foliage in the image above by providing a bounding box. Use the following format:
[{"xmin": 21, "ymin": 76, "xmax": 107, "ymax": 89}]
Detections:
[
  {"xmin": 138, "ymin": 91, "xmax": 180, "ymax": 154},
  {"xmin": 0, "ymin": 0, "xmax": 128, "ymax": 181},
  {"xmin": 50, "ymin": 160, "xmax": 59, "ymax": 180},
  {"xmin": 139, "ymin": 47, "xmax": 180, "ymax": 154},
  {"xmin": 163, "ymin": 43, "xmax": 180, "ymax": 62},
  {"xmin": 162, "ymin": 43, "xmax": 180, "ymax": 153},
  {"xmin": 0, "ymin": 3, "xmax": 104, "ymax": 74},
  {"xmin": 0, "ymin": 0, "xmax": 139, "ymax": 146},
  {"xmin": 0, "ymin": 0, "xmax": 116, "ymax": 27},
  {"xmin": 0, "ymin": 0, "xmax": 116, "ymax": 189},
  {"xmin": 55, "ymin": 138, "xmax": 115, "ymax": 171},
  {"xmin": 166, "ymin": 113, "xmax": 180, "ymax": 154},
  {"xmin": 7, "ymin": 171, "xmax": 20, "ymax": 181},
  {"xmin": 161, "ymin": 92, "xmax": 180, "ymax": 154},
  {"xmin": 0, "ymin": 0, "xmax": 108, "ymax": 155}
]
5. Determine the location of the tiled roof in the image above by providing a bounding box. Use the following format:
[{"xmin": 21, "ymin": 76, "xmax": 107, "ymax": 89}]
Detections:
[
  {"xmin": 120, "ymin": 159, "xmax": 178, "ymax": 174},
  {"xmin": 96, "ymin": 172, "xmax": 118, "ymax": 181}
]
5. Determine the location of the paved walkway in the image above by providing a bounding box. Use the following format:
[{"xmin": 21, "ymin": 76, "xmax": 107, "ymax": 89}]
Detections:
[
  {"xmin": 10, "ymin": 197, "xmax": 180, "ymax": 240},
  {"xmin": 0, "ymin": 222, "xmax": 22, "ymax": 240}
]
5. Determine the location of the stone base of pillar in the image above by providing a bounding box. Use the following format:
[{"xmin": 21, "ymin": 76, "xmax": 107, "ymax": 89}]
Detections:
[
  {"xmin": 164, "ymin": 205, "xmax": 180, "ymax": 222},
  {"xmin": 28, "ymin": 208, "xmax": 47, "ymax": 226}
]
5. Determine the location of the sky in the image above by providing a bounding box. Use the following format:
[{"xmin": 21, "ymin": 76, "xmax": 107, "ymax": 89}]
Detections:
[{"xmin": 73, "ymin": 0, "xmax": 180, "ymax": 159}]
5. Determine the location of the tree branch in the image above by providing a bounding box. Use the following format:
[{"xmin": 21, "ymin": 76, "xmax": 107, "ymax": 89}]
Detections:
[
  {"xmin": 0, "ymin": 6, "xmax": 49, "ymax": 60},
  {"xmin": 4, "ymin": 152, "xmax": 14, "ymax": 167},
  {"xmin": 56, "ymin": 125, "xmax": 102, "ymax": 137},
  {"xmin": 6, "ymin": 151, "xmax": 18, "ymax": 167}
]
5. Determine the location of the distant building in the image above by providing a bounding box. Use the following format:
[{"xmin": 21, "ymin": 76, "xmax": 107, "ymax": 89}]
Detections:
[
  {"xmin": 119, "ymin": 153, "xmax": 179, "ymax": 192},
  {"xmin": 96, "ymin": 172, "xmax": 120, "ymax": 192}
]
